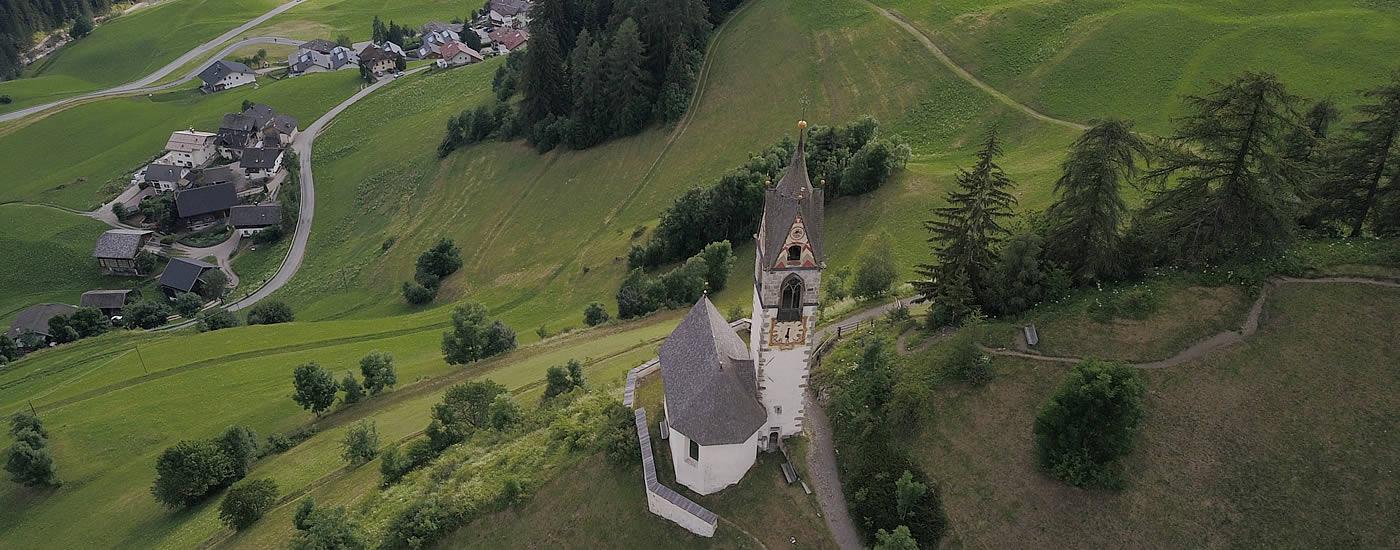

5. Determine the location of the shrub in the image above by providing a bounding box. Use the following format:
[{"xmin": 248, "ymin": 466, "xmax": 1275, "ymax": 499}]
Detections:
[
  {"xmin": 251, "ymin": 225, "xmax": 283, "ymax": 244},
  {"xmin": 197, "ymin": 308, "xmax": 240, "ymax": 332},
  {"xmin": 383, "ymin": 495, "xmax": 458, "ymax": 550},
  {"xmin": 219, "ymin": 478, "xmax": 278, "ymax": 530},
  {"xmin": 246, "ymin": 300, "xmax": 294, "ymax": 325},
  {"xmin": 380, "ymin": 445, "xmax": 410, "ymax": 484},
  {"xmin": 487, "ymin": 394, "xmax": 522, "ymax": 430},
  {"xmin": 1033, "ymin": 359, "xmax": 1147, "ymax": 488},
  {"xmin": 123, "ymin": 300, "xmax": 170, "ymax": 329},
  {"xmin": 151, "ymin": 439, "xmax": 235, "ymax": 508},
  {"xmin": 340, "ymin": 421, "xmax": 379, "ymax": 465},
  {"xmin": 944, "ymin": 334, "xmax": 991, "ymax": 386},
  {"xmin": 214, "ymin": 424, "xmax": 259, "ymax": 478},
  {"xmin": 294, "ymin": 498, "xmax": 317, "ymax": 530},
  {"xmin": 402, "ymin": 281, "xmax": 437, "ymax": 304},
  {"xmin": 442, "ymin": 302, "xmax": 516, "ymax": 364},
  {"xmin": 601, "ymin": 401, "xmax": 640, "ymax": 466},
  {"xmin": 583, "ymin": 302, "xmax": 610, "ymax": 326},
  {"xmin": 852, "ymin": 232, "xmax": 899, "ymax": 298},
  {"xmin": 341, "ymin": 375, "xmax": 364, "ymax": 404},
  {"xmin": 265, "ymin": 433, "xmax": 294, "ymax": 454},
  {"xmin": 173, "ymin": 292, "xmax": 204, "ymax": 318},
  {"xmin": 290, "ymin": 504, "xmax": 367, "ymax": 550},
  {"xmin": 416, "ymin": 238, "xmax": 463, "ymax": 279},
  {"xmin": 5, "ymin": 430, "xmax": 59, "ymax": 487}
]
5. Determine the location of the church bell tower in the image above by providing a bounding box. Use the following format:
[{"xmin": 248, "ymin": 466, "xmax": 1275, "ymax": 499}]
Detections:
[{"xmin": 750, "ymin": 120, "xmax": 824, "ymax": 449}]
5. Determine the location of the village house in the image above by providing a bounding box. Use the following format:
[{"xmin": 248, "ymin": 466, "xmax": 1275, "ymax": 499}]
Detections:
[
  {"xmin": 92, "ymin": 229, "xmax": 154, "ymax": 275},
  {"xmin": 79, "ymin": 289, "xmax": 140, "ymax": 317},
  {"xmin": 417, "ymin": 29, "xmax": 461, "ymax": 59},
  {"xmin": 144, "ymin": 163, "xmax": 190, "ymax": 192},
  {"xmin": 216, "ymin": 112, "xmax": 261, "ymax": 159},
  {"xmin": 158, "ymin": 258, "xmax": 216, "ymax": 300},
  {"xmin": 175, "ymin": 182, "xmax": 238, "ymax": 229},
  {"xmin": 240, "ymin": 148, "xmax": 284, "ymax": 181},
  {"xmin": 419, "ymin": 21, "xmax": 464, "ymax": 35},
  {"xmin": 5, "ymin": 303, "xmax": 78, "ymax": 349},
  {"xmin": 487, "ymin": 28, "xmax": 529, "ymax": 55},
  {"xmin": 202, "ymin": 165, "xmax": 245, "ymax": 188},
  {"xmin": 353, "ymin": 40, "xmax": 406, "ymax": 58},
  {"xmin": 289, "ymin": 39, "xmax": 357, "ymax": 73},
  {"xmin": 440, "ymin": 40, "xmax": 484, "ymax": 67},
  {"xmin": 359, "ymin": 44, "xmax": 398, "ymax": 74},
  {"xmin": 164, "ymin": 129, "xmax": 218, "ymax": 168},
  {"xmin": 229, "ymin": 204, "xmax": 281, "ymax": 237},
  {"xmin": 197, "ymin": 60, "xmax": 256, "ymax": 93}
]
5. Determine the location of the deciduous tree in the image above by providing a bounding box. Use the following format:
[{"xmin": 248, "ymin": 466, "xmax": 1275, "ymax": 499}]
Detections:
[
  {"xmin": 291, "ymin": 363, "xmax": 338, "ymax": 416},
  {"xmin": 1033, "ymin": 359, "xmax": 1147, "ymax": 488},
  {"xmin": 219, "ymin": 478, "xmax": 278, "ymax": 530},
  {"xmin": 359, "ymin": 351, "xmax": 397, "ymax": 395}
]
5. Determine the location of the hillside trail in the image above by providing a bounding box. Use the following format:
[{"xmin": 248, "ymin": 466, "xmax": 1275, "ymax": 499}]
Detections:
[
  {"xmin": 893, "ymin": 277, "xmax": 1400, "ymax": 366},
  {"xmin": 858, "ymin": 0, "xmax": 1089, "ymax": 132}
]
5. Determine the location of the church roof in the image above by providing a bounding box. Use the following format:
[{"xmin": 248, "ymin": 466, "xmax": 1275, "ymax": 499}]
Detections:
[
  {"xmin": 660, "ymin": 297, "xmax": 766, "ymax": 446},
  {"xmin": 761, "ymin": 123, "xmax": 825, "ymax": 267}
]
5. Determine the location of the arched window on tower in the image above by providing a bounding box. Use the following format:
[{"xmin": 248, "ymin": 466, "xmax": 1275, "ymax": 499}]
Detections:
[
  {"xmin": 779, "ymin": 276, "xmax": 803, "ymax": 321},
  {"xmin": 787, "ymin": 245, "xmax": 802, "ymax": 262}
]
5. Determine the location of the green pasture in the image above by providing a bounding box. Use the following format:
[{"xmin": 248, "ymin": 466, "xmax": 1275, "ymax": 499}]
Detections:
[
  {"xmin": 872, "ymin": 0, "xmax": 1400, "ymax": 134},
  {"xmin": 0, "ymin": 70, "xmax": 359, "ymax": 210},
  {"xmin": 249, "ymin": 0, "xmax": 466, "ymax": 42}
]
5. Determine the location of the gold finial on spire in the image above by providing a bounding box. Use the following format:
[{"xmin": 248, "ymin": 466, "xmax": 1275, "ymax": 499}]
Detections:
[
  {"xmin": 798, "ymin": 120, "xmax": 807, "ymax": 131},
  {"xmin": 819, "ymin": 178, "xmax": 826, "ymax": 187},
  {"xmin": 765, "ymin": 179, "xmax": 772, "ymax": 187},
  {"xmin": 703, "ymin": 280, "xmax": 710, "ymax": 295}
]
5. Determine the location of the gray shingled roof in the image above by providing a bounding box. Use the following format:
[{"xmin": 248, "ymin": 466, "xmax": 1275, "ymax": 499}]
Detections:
[
  {"xmin": 271, "ymin": 114, "xmax": 298, "ymax": 135},
  {"xmin": 79, "ymin": 289, "xmax": 134, "ymax": 310},
  {"xmin": 92, "ymin": 229, "xmax": 152, "ymax": 259},
  {"xmin": 159, "ymin": 258, "xmax": 215, "ymax": 293},
  {"xmin": 659, "ymin": 297, "xmax": 765, "ymax": 446},
  {"xmin": 6, "ymin": 303, "xmax": 77, "ymax": 339},
  {"xmin": 229, "ymin": 204, "xmax": 280, "ymax": 227},
  {"xmin": 244, "ymin": 103, "xmax": 275, "ymax": 128},
  {"xmin": 204, "ymin": 165, "xmax": 239, "ymax": 185},
  {"xmin": 144, "ymin": 164, "xmax": 186, "ymax": 183},
  {"xmin": 175, "ymin": 183, "xmax": 237, "ymax": 218},
  {"xmin": 197, "ymin": 60, "xmax": 253, "ymax": 85},
  {"xmin": 240, "ymin": 147, "xmax": 283, "ymax": 170},
  {"xmin": 761, "ymin": 134, "xmax": 824, "ymax": 267},
  {"xmin": 300, "ymin": 39, "xmax": 339, "ymax": 54}
]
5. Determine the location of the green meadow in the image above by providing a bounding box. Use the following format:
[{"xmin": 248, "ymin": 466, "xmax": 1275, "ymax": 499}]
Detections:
[
  {"xmin": 0, "ymin": 70, "xmax": 359, "ymax": 210},
  {"xmin": 248, "ymin": 0, "xmax": 467, "ymax": 42}
]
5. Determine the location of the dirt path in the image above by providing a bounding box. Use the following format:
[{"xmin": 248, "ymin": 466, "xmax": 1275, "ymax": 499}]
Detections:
[
  {"xmin": 858, "ymin": 0, "xmax": 1088, "ymax": 132},
  {"xmin": 979, "ymin": 277, "xmax": 1400, "ymax": 368},
  {"xmin": 896, "ymin": 326, "xmax": 953, "ymax": 355}
]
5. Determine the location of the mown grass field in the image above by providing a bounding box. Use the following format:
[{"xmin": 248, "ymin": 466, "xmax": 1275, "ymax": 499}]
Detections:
[
  {"xmin": 0, "ymin": 70, "xmax": 359, "ymax": 210},
  {"xmin": 902, "ymin": 282, "xmax": 1400, "ymax": 548},
  {"xmin": 0, "ymin": 204, "xmax": 159, "ymax": 326},
  {"xmin": 871, "ymin": 0, "xmax": 1400, "ymax": 135},
  {"xmin": 0, "ymin": 0, "xmax": 286, "ymax": 113},
  {"xmin": 248, "ymin": 0, "xmax": 465, "ymax": 42}
]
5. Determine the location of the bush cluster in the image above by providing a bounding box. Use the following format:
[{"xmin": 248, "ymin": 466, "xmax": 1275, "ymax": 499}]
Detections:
[
  {"xmin": 1033, "ymin": 359, "xmax": 1147, "ymax": 488},
  {"xmin": 616, "ymin": 241, "xmax": 734, "ymax": 319},
  {"xmin": 5, "ymin": 412, "xmax": 60, "ymax": 487},
  {"xmin": 441, "ymin": 302, "xmax": 516, "ymax": 364},
  {"xmin": 150, "ymin": 424, "xmax": 259, "ymax": 508},
  {"xmin": 402, "ymin": 238, "xmax": 463, "ymax": 304}
]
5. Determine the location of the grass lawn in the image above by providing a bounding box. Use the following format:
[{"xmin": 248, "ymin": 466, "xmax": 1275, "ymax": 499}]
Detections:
[
  {"xmin": 248, "ymin": 0, "xmax": 466, "ymax": 43},
  {"xmin": 901, "ymin": 282, "xmax": 1400, "ymax": 548},
  {"xmin": 228, "ymin": 238, "xmax": 292, "ymax": 301},
  {"xmin": 0, "ymin": 0, "xmax": 287, "ymax": 114},
  {"xmin": 0, "ymin": 70, "xmax": 359, "ymax": 210},
  {"xmin": 0, "ymin": 204, "xmax": 158, "ymax": 327},
  {"xmin": 871, "ymin": 0, "xmax": 1400, "ymax": 135}
]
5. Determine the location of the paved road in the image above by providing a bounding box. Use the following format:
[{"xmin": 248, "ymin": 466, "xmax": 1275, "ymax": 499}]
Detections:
[
  {"xmin": 1, "ymin": 0, "xmax": 308, "ymax": 122},
  {"xmin": 221, "ymin": 67, "xmax": 429, "ymax": 313}
]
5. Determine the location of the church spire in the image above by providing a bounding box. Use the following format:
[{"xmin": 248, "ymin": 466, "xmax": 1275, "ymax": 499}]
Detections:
[{"xmin": 761, "ymin": 120, "xmax": 825, "ymax": 267}]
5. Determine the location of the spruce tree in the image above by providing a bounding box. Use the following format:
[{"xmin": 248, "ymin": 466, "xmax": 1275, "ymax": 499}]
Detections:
[
  {"xmin": 519, "ymin": 25, "xmax": 569, "ymax": 123},
  {"xmin": 568, "ymin": 30, "xmax": 606, "ymax": 148},
  {"xmin": 913, "ymin": 128, "xmax": 1017, "ymax": 306},
  {"xmin": 1332, "ymin": 72, "xmax": 1400, "ymax": 236},
  {"xmin": 605, "ymin": 18, "xmax": 651, "ymax": 136},
  {"xmin": 1045, "ymin": 119, "xmax": 1150, "ymax": 283},
  {"xmin": 1140, "ymin": 72, "xmax": 1307, "ymax": 264}
]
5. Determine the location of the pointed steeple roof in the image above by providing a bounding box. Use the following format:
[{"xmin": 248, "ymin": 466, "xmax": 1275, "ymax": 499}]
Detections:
[
  {"xmin": 659, "ymin": 296, "xmax": 765, "ymax": 446},
  {"xmin": 761, "ymin": 121, "xmax": 825, "ymax": 267}
]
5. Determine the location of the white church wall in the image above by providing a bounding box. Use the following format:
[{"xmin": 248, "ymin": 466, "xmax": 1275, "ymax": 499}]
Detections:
[
  {"xmin": 635, "ymin": 408, "xmax": 717, "ymax": 537},
  {"xmin": 645, "ymin": 490, "xmax": 717, "ymax": 537},
  {"xmin": 666, "ymin": 415, "xmax": 759, "ymax": 496}
]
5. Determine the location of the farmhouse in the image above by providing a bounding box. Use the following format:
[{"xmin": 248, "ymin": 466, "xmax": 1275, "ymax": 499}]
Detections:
[
  {"xmin": 229, "ymin": 204, "xmax": 281, "ymax": 236},
  {"xmin": 239, "ymin": 147, "xmax": 284, "ymax": 180},
  {"xmin": 244, "ymin": 103, "xmax": 276, "ymax": 127},
  {"xmin": 202, "ymin": 165, "xmax": 244, "ymax": 188},
  {"xmin": 144, "ymin": 163, "xmax": 190, "ymax": 192},
  {"xmin": 359, "ymin": 44, "xmax": 397, "ymax": 74},
  {"xmin": 440, "ymin": 41, "xmax": 483, "ymax": 66},
  {"xmin": 4, "ymin": 303, "xmax": 78, "ymax": 348},
  {"xmin": 175, "ymin": 182, "xmax": 238, "ymax": 229},
  {"xmin": 656, "ymin": 121, "xmax": 824, "ymax": 497},
  {"xmin": 197, "ymin": 60, "xmax": 256, "ymax": 93},
  {"xmin": 79, "ymin": 289, "xmax": 139, "ymax": 317},
  {"xmin": 491, "ymin": 0, "xmax": 533, "ymax": 18},
  {"xmin": 290, "ymin": 39, "xmax": 357, "ymax": 73},
  {"xmin": 164, "ymin": 129, "xmax": 217, "ymax": 168},
  {"xmin": 417, "ymin": 29, "xmax": 461, "ymax": 59},
  {"xmin": 487, "ymin": 28, "xmax": 529, "ymax": 54},
  {"xmin": 92, "ymin": 229, "xmax": 154, "ymax": 275},
  {"xmin": 216, "ymin": 113, "xmax": 261, "ymax": 158},
  {"xmin": 158, "ymin": 258, "xmax": 216, "ymax": 299},
  {"xmin": 419, "ymin": 21, "xmax": 463, "ymax": 35}
]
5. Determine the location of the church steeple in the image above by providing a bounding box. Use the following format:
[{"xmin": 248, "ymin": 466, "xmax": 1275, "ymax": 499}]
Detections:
[{"xmin": 760, "ymin": 120, "xmax": 825, "ymax": 269}]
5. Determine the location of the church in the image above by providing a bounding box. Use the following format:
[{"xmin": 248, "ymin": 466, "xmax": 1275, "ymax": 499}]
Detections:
[{"xmin": 659, "ymin": 120, "xmax": 823, "ymax": 495}]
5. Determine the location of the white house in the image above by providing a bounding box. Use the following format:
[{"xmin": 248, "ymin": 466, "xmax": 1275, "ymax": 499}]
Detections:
[
  {"xmin": 657, "ymin": 121, "xmax": 824, "ymax": 496},
  {"xmin": 289, "ymin": 39, "xmax": 357, "ymax": 73},
  {"xmin": 144, "ymin": 163, "xmax": 190, "ymax": 192},
  {"xmin": 239, "ymin": 147, "xmax": 284, "ymax": 181},
  {"xmin": 197, "ymin": 60, "xmax": 256, "ymax": 93},
  {"xmin": 229, "ymin": 204, "xmax": 281, "ymax": 236},
  {"xmin": 440, "ymin": 40, "xmax": 483, "ymax": 67},
  {"xmin": 164, "ymin": 129, "xmax": 217, "ymax": 168}
]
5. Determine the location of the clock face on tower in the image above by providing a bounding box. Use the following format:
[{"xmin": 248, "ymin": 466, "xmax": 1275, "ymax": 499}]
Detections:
[{"xmin": 770, "ymin": 319, "xmax": 806, "ymax": 346}]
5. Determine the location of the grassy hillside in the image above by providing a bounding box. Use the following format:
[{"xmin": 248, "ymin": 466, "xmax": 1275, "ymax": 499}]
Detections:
[
  {"xmin": 871, "ymin": 0, "xmax": 1400, "ymax": 134},
  {"xmin": 0, "ymin": 70, "xmax": 359, "ymax": 210},
  {"xmin": 248, "ymin": 0, "xmax": 465, "ymax": 42},
  {"xmin": 0, "ymin": 204, "xmax": 158, "ymax": 326},
  {"xmin": 0, "ymin": 0, "xmax": 286, "ymax": 113},
  {"xmin": 902, "ymin": 282, "xmax": 1400, "ymax": 548}
]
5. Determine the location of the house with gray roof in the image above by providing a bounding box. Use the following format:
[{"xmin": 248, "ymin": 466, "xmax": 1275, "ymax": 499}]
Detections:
[
  {"xmin": 158, "ymin": 258, "xmax": 216, "ymax": 299},
  {"xmin": 5, "ymin": 303, "xmax": 78, "ymax": 348},
  {"xmin": 175, "ymin": 183, "xmax": 238, "ymax": 229},
  {"xmin": 289, "ymin": 40, "xmax": 357, "ymax": 73},
  {"xmin": 79, "ymin": 289, "xmax": 140, "ymax": 316},
  {"xmin": 144, "ymin": 163, "xmax": 190, "ymax": 192},
  {"xmin": 93, "ymin": 229, "xmax": 154, "ymax": 275},
  {"xmin": 239, "ymin": 147, "xmax": 284, "ymax": 180},
  {"xmin": 198, "ymin": 60, "xmax": 256, "ymax": 93},
  {"xmin": 216, "ymin": 113, "xmax": 261, "ymax": 158},
  {"xmin": 229, "ymin": 204, "xmax": 281, "ymax": 236}
]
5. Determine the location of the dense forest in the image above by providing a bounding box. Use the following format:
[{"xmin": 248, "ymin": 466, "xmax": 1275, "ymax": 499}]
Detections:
[{"xmin": 0, "ymin": 0, "xmax": 110, "ymax": 79}]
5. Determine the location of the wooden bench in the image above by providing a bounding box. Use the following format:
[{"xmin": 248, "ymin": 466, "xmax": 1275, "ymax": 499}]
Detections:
[{"xmin": 1023, "ymin": 325, "xmax": 1039, "ymax": 347}]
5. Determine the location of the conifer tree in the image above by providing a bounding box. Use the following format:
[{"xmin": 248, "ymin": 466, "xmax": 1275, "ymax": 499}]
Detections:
[
  {"xmin": 1045, "ymin": 119, "xmax": 1150, "ymax": 283},
  {"xmin": 519, "ymin": 26, "xmax": 569, "ymax": 123},
  {"xmin": 1331, "ymin": 72, "xmax": 1400, "ymax": 236},
  {"xmin": 913, "ymin": 128, "xmax": 1017, "ymax": 306},
  {"xmin": 605, "ymin": 18, "xmax": 651, "ymax": 136},
  {"xmin": 568, "ymin": 30, "xmax": 606, "ymax": 148},
  {"xmin": 1140, "ymin": 72, "xmax": 1307, "ymax": 263}
]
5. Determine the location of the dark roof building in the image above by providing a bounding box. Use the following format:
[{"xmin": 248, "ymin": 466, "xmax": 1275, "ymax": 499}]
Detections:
[
  {"xmin": 79, "ymin": 289, "xmax": 137, "ymax": 312},
  {"xmin": 659, "ymin": 297, "xmax": 766, "ymax": 446},
  {"xmin": 203, "ymin": 165, "xmax": 241, "ymax": 186},
  {"xmin": 197, "ymin": 60, "xmax": 254, "ymax": 85},
  {"xmin": 240, "ymin": 147, "xmax": 283, "ymax": 170},
  {"xmin": 159, "ymin": 258, "xmax": 216, "ymax": 294},
  {"xmin": 229, "ymin": 204, "xmax": 281, "ymax": 228},
  {"xmin": 300, "ymin": 38, "xmax": 339, "ymax": 54},
  {"xmin": 144, "ymin": 164, "xmax": 186, "ymax": 184},
  {"xmin": 760, "ymin": 134, "xmax": 824, "ymax": 267},
  {"xmin": 5, "ymin": 303, "xmax": 78, "ymax": 340},
  {"xmin": 175, "ymin": 183, "xmax": 238, "ymax": 218},
  {"xmin": 216, "ymin": 113, "xmax": 260, "ymax": 149},
  {"xmin": 93, "ymin": 229, "xmax": 153, "ymax": 260},
  {"xmin": 491, "ymin": 0, "xmax": 533, "ymax": 16},
  {"xmin": 244, "ymin": 103, "xmax": 276, "ymax": 128},
  {"xmin": 271, "ymin": 114, "xmax": 298, "ymax": 136},
  {"xmin": 419, "ymin": 21, "xmax": 464, "ymax": 34}
]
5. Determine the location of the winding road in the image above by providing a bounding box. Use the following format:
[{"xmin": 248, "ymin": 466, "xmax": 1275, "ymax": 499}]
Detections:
[{"xmin": 0, "ymin": 0, "xmax": 308, "ymax": 123}]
